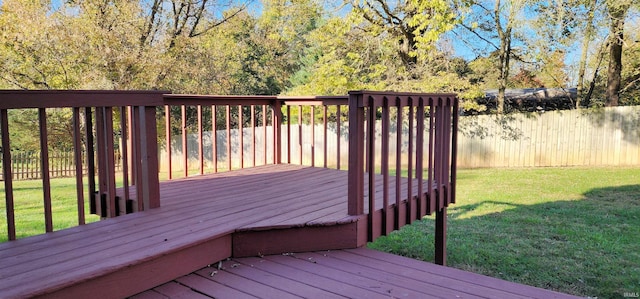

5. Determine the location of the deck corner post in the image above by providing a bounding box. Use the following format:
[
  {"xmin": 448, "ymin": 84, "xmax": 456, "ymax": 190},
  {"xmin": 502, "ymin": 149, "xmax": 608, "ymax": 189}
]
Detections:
[
  {"xmin": 137, "ymin": 105, "xmax": 161, "ymax": 210},
  {"xmin": 347, "ymin": 91, "xmax": 365, "ymax": 216},
  {"xmin": 435, "ymin": 206, "xmax": 447, "ymax": 266}
]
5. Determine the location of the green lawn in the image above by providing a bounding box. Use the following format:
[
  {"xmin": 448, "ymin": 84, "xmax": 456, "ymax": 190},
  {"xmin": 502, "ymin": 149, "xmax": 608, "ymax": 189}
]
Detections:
[
  {"xmin": 0, "ymin": 177, "xmax": 100, "ymax": 242},
  {"xmin": 369, "ymin": 166, "xmax": 640, "ymax": 298}
]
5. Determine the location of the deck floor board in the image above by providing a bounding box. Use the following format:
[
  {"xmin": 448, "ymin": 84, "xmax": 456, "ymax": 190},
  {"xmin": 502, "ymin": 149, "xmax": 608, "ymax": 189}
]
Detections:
[{"xmin": 152, "ymin": 248, "xmax": 581, "ymax": 299}]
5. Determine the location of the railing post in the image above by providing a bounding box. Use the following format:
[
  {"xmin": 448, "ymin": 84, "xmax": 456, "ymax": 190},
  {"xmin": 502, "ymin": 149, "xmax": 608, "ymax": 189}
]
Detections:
[
  {"xmin": 137, "ymin": 106, "xmax": 160, "ymax": 209},
  {"xmin": 435, "ymin": 207, "xmax": 447, "ymax": 265},
  {"xmin": 347, "ymin": 91, "xmax": 365, "ymax": 215}
]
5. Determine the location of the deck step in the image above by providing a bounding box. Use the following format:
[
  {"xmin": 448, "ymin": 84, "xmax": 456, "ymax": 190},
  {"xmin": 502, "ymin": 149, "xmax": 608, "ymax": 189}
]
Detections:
[
  {"xmin": 0, "ymin": 216, "xmax": 233, "ymax": 299},
  {"xmin": 135, "ymin": 248, "xmax": 583, "ymax": 299}
]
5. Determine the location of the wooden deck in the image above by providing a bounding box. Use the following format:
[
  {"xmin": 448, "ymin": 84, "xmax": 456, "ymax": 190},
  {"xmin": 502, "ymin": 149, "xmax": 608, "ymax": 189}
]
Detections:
[
  {"xmin": 0, "ymin": 164, "xmax": 408, "ymax": 298},
  {"xmin": 0, "ymin": 164, "xmax": 579, "ymax": 298},
  {"xmin": 133, "ymin": 248, "xmax": 581, "ymax": 299}
]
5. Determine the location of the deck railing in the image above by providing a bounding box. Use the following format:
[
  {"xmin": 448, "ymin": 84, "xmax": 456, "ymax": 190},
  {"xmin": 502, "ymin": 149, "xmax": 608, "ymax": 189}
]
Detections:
[
  {"xmin": 161, "ymin": 95, "xmax": 349, "ymax": 179},
  {"xmin": 348, "ymin": 91, "xmax": 458, "ymax": 265},
  {"xmin": 1, "ymin": 90, "xmax": 457, "ymax": 260},
  {"xmin": 0, "ymin": 90, "xmax": 163, "ymax": 241}
]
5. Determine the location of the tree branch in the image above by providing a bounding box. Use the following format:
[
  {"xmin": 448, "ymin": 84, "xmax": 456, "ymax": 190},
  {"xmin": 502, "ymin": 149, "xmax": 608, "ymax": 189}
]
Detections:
[{"xmin": 459, "ymin": 23, "xmax": 499, "ymax": 50}]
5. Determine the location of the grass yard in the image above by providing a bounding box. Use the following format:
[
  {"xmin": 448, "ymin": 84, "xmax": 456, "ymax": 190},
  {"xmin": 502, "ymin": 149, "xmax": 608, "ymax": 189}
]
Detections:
[
  {"xmin": 0, "ymin": 177, "xmax": 100, "ymax": 242},
  {"xmin": 369, "ymin": 166, "xmax": 640, "ymax": 298}
]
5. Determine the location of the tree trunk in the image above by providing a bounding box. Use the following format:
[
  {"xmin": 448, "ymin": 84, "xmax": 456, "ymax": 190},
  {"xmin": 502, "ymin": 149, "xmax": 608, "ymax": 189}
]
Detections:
[
  {"xmin": 494, "ymin": 0, "xmax": 511, "ymax": 114},
  {"xmin": 605, "ymin": 2, "xmax": 629, "ymax": 107},
  {"xmin": 606, "ymin": 22, "xmax": 623, "ymax": 106},
  {"xmin": 497, "ymin": 40, "xmax": 510, "ymax": 114}
]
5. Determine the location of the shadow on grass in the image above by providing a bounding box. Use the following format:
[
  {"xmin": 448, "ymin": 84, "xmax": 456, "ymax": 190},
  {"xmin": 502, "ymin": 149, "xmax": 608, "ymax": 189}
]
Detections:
[{"xmin": 369, "ymin": 185, "xmax": 640, "ymax": 299}]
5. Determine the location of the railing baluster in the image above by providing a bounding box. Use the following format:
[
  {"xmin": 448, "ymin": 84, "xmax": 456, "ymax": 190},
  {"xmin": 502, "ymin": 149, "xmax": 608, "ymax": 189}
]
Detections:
[
  {"xmin": 262, "ymin": 105, "xmax": 267, "ymax": 165},
  {"xmin": 1, "ymin": 109, "xmax": 16, "ymax": 240},
  {"xmin": 428, "ymin": 98, "xmax": 436, "ymax": 214},
  {"xmin": 198, "ymin": 105, "xmax": 204, "ymax": 175},
  {"xmin": 126, "ymin": 106, "xmax": 134, "ymax": 185},
  {"xmin": 406, "ymin": 101, "xmax": 414, "ymax": 224},
  {"xmin": 287, "ymin": 105, "xmax": 291, "ymax": 164},
  {"xmin": 212, "ymin": 105, "xmax": 218, "ymax": 173},
  {"xmin": 381, "ymin": 97, "xmax": 390, "ymax": 235},
  {"xmin": 239, "ymin": 105, "xmax": 244, "ymax": 169},
  {"xmin": 164, "ymin": 105, "xmax": 172, "ymax": 179},
  {"xmin": 127, "ymin": 106, "xmax": 135, "ymax": 186},
  {"xmin": 120, "ymin": 107, "xmax": 130, "ymax": 214},
  {"xmin": 416, "ymin": 97, "xmax": 425, "ymax": 217},
  {"xmin": 311, "ymin": 105, "xmax": 315, "ymax": 167},
  {"xmin": 132, "ymin": 106, "xmax": 144, "ymax": 212},
  {"xmin": 395, "ymin": 101, "xmax": 403, "ymax": 230},
  {"xmin": 336, "ymin": 105, "xmax": 341, "ymax": 170},
  {"xmin": 251, "ymin": 105, "xmax": 256, "ymax": 167},
  {"xmin": 226, "ymin": 105, "xmax": 231, "ymax": 171},
  {"xmin": 437, "ymin": 98, "xmax": 445, "ymax": 209},
  {"xmin": 298, "ymin": 105, "xmax": 303, "ymax": 165},
  {"xmin": 443, "ymin": 98, "xmax": 452, "ymax": 205},
  {"xmin": 367, "ymin": 97, "xmax": 378, "ymax": 241},
  {"xmin": 39, "ymin": 108, "xmax": 53, "ymax": 231},
  {"xmin": 272, "ymin": 99, "xmax": 282, "ymax": 164},
  {"xmin": 438, "ymin": 98, "xmax": 450, "ymax": 209},
  {"xmin": 85, "ymin": 108, "xmax": 96, "ymax": 215},
  {"xmin": 72, "ymin": 108, "xmax": 85, "ymax": 224},
  {"xmin": 323, "ymin": 105, "xmax": 328, "ymax": 168},
  {"xmin": 181, "ymin": 105, "xmax": 188, "ymax": 177},
  {"xmin": 451, "ymin": 98, "xmax": 459, "ymax": 204}
]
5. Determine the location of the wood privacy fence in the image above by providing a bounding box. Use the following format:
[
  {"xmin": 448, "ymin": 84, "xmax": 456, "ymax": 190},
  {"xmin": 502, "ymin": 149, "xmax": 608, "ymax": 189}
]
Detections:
[
  {"xmin": 0, "ymin": 150, "xmax": 121, "ymax": 180},
  {"xmin": 457, "ymin": 106, "xmax": 640, "ymax": 168}
]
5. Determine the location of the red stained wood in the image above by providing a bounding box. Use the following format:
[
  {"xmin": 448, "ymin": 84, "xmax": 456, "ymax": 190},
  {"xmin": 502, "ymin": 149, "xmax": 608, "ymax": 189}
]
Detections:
[
  {"xmin": 153, "ymin": 281, "xmax": 212, "ymax": 299},
  {"xmin": 0, "ymin": 109, "xmax": 16, "ymax": 240},
  {"xmin": 165, "ymin": 105, "xmax": 172, "ymax": 179},
  {"xmin": 0, "ymin": 90, "xmax": 166, "ymax": 109},
  {"xmin": 150, "ymin": 248, "xmax": 581, "ymax": 299},
  {"xmin": 175, "ymin": 275, "xmax": 256, "ymax": 299},
  {"xmin": 38, "ymin": 108, "xmax": 53, "ymax": 232},
  {"xmin": 234, "ymin": 256, "xmax": 390, "ymax": 299},
  {"xmin": 194, "ymin": 261, "xmax": 344, "ymax": 299},
  {"xmin": 347, "ymin": 93, "xmax": 365, "ymax": 216},
  {"xmin": 198, "ymin": 105, "xmax": 204, "ymax": 174},
  {"xmin": 181, "ymin": 105, "xmax": 187, "ymax": 177},
  {"xmin": 191, "ymin": 267, "xmax": 299, "ymax": 299},
  {"xmin": 233, "ymin": 222, "xmax": 361, "ymax": 257},
  {"xmin": 72, "ymin": 108, "xmax": 85, "ymax": 224},
  {"xmin": 0, "ymin": 165, "xmax": 432, "ymax": 298}
]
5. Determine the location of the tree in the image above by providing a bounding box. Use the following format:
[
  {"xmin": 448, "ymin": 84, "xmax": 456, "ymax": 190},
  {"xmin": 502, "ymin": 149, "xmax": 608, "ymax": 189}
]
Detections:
[
  {"xmin": 350, "ymin": 0, "xmax": 459, "ymax": 69},
  {"xmin": 0, "ymin": 0, "xmax": 76, "ymax": 89},
  {"xmin": 605, "ymin": 0, "xmax": 632, "ymax": 106},
  {"xmin": 457, "ymin": 0, "xmax": 528, "ymax": 113},
  {"xmin": 576, "ymin": 0, "xmax": 599, "ymax": 107}
]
